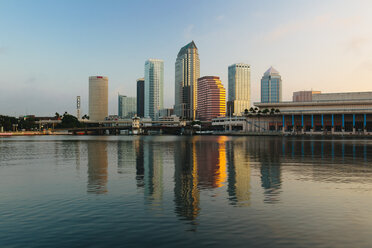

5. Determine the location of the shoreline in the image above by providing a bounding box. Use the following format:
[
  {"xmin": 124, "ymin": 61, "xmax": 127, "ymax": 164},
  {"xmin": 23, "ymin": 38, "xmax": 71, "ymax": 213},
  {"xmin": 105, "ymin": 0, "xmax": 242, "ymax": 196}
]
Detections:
[{"xmin": 2, "ymin": 131, "xmax": 372, "ymax": 139}]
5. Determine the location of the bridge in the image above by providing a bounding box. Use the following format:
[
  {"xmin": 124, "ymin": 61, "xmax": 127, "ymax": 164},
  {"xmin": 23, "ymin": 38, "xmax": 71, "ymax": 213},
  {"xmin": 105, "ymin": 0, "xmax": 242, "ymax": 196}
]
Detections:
[{"xmin": 36, "ymin": 118, "xmax": 197, "ymax": 135}]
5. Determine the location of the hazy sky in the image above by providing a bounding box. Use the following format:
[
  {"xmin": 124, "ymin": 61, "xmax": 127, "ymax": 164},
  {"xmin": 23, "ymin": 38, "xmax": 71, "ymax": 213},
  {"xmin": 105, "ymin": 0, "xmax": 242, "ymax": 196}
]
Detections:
[{"xmin": 1, "ymin": 0, "xmax": 372, "ymax": 116}]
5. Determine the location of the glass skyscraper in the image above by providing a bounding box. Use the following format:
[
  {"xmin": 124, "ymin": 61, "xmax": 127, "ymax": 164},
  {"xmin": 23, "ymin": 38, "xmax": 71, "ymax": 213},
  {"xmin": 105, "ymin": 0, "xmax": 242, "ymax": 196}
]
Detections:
[
  {"xmin": 174, "ymin": 41, "xmax": 200, "ymax": 120},
  {"xmin": 261, "ymin": 67, "xmax": 282, "ymax": 103},
  {"xmin": 118, "ymin": 94, "xmax": 137, "ymax": 118},
  {"xmin": 145, "ymin": 59, "xmax": 164, "ymax": 120},
  {"xmin": 227, "ymin": 63, "xmax": 251, "ymax": 116}
]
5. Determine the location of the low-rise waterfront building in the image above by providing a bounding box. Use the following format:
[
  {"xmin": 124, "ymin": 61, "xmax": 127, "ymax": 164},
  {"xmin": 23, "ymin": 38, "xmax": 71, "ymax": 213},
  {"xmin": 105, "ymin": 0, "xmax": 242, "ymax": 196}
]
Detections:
[
  {"xmin": 213, "ymin": 91, "xmax": 372, "ymax": 135},
  {"xmin": 255, "ymin": 91, "xmax": 372, "ymax": 134}
]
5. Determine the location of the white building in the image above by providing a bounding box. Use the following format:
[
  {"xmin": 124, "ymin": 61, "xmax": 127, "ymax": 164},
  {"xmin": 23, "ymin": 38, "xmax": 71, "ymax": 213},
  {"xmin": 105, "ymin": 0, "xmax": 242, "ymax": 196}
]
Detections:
[
  {"xmin": 89, "ymin": 76, "xmax": 108, "ymax": 121},
  {"xmin": 227, "ymin": 63, "xmax": 251, "ymax": 116}
]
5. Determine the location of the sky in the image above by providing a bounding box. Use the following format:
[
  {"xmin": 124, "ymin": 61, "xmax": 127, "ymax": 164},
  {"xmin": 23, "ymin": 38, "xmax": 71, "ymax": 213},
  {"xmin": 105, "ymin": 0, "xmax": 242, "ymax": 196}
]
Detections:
[{"xmin": 1, "ymin": 0, "xmax": 372, "ymax": 116}]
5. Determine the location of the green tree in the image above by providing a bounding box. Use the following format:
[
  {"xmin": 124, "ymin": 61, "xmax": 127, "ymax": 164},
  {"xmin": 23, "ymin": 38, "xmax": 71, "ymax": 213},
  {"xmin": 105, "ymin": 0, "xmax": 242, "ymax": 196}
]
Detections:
[{"xmin": 57, "ymin": 113, "xmax": 82, "ymax": 128}]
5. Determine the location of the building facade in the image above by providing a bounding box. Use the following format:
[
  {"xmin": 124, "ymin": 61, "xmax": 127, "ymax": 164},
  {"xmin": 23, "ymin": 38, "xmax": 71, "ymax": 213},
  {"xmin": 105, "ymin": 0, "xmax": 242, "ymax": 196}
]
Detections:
[
  {"xmin": 136, "ymin": 78, "xmax": 145, "ymax": 117},
  {"xmin": 293, "ymin": 90, "xmax": 321, "ymax": 102},
  {"xmin": 197, "ymin": 76, "xmax": 226, "ymax": 121},
  {"xmin": 89, "ymin": 76, "xmax": 108, "ymax": 121},
  {"xmin": 227, "ymin": 63, "xmax": 251, "ymax": 116},
  {"xmin": 174, "ymin": 41, "xmax": 200, "ymax": 120},
  {"xmin": 254, "ymin": 91, "xmax": 372, "ymax": 133},
  {"xmin": 118, "ymin": 94, "xmax": 137, "ymax": 118},
  {"xmin": 261, "ymin": 67, "xmax": 282, "ymax": 103},
  {"xmin": 145, "ymin": 59, "xmax": 164, "ymax": 120}
]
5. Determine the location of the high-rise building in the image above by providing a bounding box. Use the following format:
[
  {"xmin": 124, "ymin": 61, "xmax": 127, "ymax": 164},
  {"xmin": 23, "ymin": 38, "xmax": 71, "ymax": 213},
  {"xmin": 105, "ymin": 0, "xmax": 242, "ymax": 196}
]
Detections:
[
  {"xmin": 293, "ymin": 90, "xmax": 321, "ymax": 102},
  {"xmin": 197, "ymin": 76, "xmax": 226, "ymax": 121},
  {"xmin": 227, "ymin": 63, "xmax": 251, "ymax": 116},
  {"xmin": 89, "ymin": 76, "xmax": 108, "ymax": 121},
  {"xmin": 145, "ymin": 59, "xmax": 164, "ymax": 120},
  {"xmin": 136, "ymin": 78, "xmax": 145, "ymax": 117},
  {"xmin": 174, "ymin": 41, "xmax": 200, "ymax": 120},
  {"xmin": 261, "ymin": 67, "xmax": 282, "ymax": 103},
  {"xmin": 118, "ymin": 94, "xmax": 137, "ymax": 118}
]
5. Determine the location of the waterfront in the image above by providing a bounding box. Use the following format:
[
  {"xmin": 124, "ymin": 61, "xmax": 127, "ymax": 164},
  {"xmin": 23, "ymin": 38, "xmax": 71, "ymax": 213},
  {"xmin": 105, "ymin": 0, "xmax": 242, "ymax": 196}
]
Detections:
[{"xmin": 1, "ymin": 136, "xmax": 372, "ymax": 247}]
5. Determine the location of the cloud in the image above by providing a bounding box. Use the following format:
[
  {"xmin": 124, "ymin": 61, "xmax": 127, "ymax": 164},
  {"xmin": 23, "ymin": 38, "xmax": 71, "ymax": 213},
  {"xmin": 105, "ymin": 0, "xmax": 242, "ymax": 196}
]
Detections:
[
  {"xmin": 183, "ymin": 24, "xmax": 194, "ymax": 39},
  {"xmin": 346, "ymin": 36, "xmax": 370, "ymax": 54},
  {"xmin": 263, "ymin": 14, "xmax": 361, "ymax": 43},
  {"xmin": 216, "ymin": 15, "xmax": 225, "ymax": 21}
]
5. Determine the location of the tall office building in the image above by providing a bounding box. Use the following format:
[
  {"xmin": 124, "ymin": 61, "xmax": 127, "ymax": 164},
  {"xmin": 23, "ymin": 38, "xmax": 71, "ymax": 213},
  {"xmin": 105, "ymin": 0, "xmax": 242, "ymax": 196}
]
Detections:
[
  {"xmin": 118, "ymin": 94, "xmax": 137, "ymax": 118},
  {"xmin": 145, "ymin": 59, "xmax": 164, "ymax": 120},
  {"xmin": 136, "ymin": 78, "xmax": 145, "ymax": 117},
  {"xmin": 261, "ymin": 67, "xmax": 282, "ymax": 103},
  {"xmin": 174, "ymin": 41, "xmax": 200, "ymax": 120},
  {"xmin": 227, "ymin": 63, "xmax": 251, "ymax": 116},
  {"xmin": 197, "ymin": 76, "xmax": 226, "ymax": 121},
  {"xmin": 89, "ymin": 76, "xmax": 108, "ymax": 121}
]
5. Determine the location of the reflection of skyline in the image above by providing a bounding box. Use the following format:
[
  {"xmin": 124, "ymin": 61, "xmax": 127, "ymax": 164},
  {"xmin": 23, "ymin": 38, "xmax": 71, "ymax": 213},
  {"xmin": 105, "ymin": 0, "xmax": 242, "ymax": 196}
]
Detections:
[
  {"xmin": 143, "ymin": 141, "xmax": 163, "ymax": 203},
  {"xmin": 132, "ymin": 139, "xmax": 163, "ymax": 204},
  {"xmin": 174, "ymin": 139, "xmax": 200, "ymax": 221},
  {"xmin": 117, "ymin": 141, "xmax": 136, "ymax": 174},
  {"xmin": 227, "ymin": 139, "xmax": 251, "ymax": 206},
  {"xmin": 84, "ymin": 136, "xmax": 372, "ymax": 215},
  {"xmin": 87, "ymin": 142, "xmax": 108, "ymax": 194},
  {"xmin": 242, "ymin": 138, "xmax": 282, "ymax": 204},
  {"xmin": 135, "ymin": 139, "xmax": 144, "ymax": 188},
  {"xmin": 196, "ymin": 136, "xmax": 227, "ymax": 189}
]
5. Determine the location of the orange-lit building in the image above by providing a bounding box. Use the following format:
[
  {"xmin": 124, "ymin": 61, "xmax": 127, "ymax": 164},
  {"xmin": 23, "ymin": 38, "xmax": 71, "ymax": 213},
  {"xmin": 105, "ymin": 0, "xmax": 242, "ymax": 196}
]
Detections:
[{"xmin": 197, "ymin": 76, "xmax": 226, "ymax": 121}]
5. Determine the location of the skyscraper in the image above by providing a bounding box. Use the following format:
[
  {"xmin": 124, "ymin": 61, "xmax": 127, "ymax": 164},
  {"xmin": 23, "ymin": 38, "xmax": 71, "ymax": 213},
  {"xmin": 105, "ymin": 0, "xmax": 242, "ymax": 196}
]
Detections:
[
  {"xmin": 197, "ymin": 76, "xmax": 226, "ymax": 121},
  {"xmin": 118, "ymin": 94, "xmax": 137, "ymax": 118},
  {"xmin": 89, "ymin": 76, "xmax": 108, "ymax": 121},
  {"xmin": 261, "ymin": 67, "xmax": 282, "ymax": 103},
  {"xmin": 227, "ymin": 63, "xmax": 250, "ymax": 116},
  {"xmin": 145, "ymin": 59, "xmax": 164, "ymax": 120},
  {"xmin": 136, "ymin": 78, "xmax": 145, "ymax": 117},
  {"xmin": 174, "ymin": 41, "xmax": 200, "ymax": 120}
]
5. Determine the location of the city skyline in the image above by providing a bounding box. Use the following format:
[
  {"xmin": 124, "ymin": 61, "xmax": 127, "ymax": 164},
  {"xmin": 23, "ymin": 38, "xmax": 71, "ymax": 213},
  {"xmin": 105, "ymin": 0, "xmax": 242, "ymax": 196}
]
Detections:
[{"xmin": 1, "ymin": 0, "xmax": 372, "ymax": 116}]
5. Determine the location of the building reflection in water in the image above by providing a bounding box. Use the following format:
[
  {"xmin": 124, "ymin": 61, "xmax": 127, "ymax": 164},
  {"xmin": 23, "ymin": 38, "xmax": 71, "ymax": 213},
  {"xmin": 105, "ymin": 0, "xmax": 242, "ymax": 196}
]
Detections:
[
  {"xmin": 133, "ymin": 139, "xmax": 163, "ymax": 205},
  {"xmin": 174, "ymin": 138, "xmax": 200, "ymax": 222},
  {"xmin": 226, "ymin": 138, "xmax": 251, "ymax": 206},
  {"xmin": 143, "ymin": 141, "xmax": 163, "ymax": 204},
  {"xmin": 196, "ymin": 136, "xmax": 227, "ymax": 189},
  {"xmin": 117, "ymin": 140, "xmax": 136, "ymax": 175},
  {"xmin": 87, "ymin": 141, "xmax": 108, "ymax": 194},
  {"xmin": 135, "ymin": 139, "xmax": 145, "ymax": 188},
  {"xmin": 259, "ymin": 138, "xmax": 282, "ymax": 204}
]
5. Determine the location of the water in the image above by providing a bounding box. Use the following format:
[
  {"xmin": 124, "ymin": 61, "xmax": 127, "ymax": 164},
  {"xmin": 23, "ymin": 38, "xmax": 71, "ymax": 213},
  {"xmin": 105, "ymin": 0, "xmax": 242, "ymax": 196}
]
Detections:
[{"xmin": 1, "ymin": 135, "xmax": 372, "ymax": 248}]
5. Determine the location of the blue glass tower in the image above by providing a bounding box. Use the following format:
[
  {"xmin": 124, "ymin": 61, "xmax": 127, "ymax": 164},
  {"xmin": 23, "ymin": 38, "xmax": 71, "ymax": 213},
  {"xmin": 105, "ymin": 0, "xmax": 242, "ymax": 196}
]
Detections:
[{"xmin": 261, "ymin": 67, "xmax": 282, "ymax": 103}]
